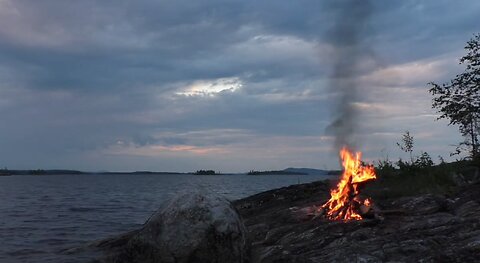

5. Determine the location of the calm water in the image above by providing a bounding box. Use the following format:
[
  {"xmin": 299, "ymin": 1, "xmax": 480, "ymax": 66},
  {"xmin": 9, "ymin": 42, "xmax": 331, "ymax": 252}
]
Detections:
[{"xmin": 0, "ymin": 173, "xmax": 330, "ymax": 263}]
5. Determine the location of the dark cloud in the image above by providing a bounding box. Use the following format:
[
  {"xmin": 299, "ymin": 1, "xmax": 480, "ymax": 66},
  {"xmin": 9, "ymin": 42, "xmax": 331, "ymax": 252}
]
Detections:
[{"xmin": 0, "ymin": 0, "xmax": 479, "ymax": 171}]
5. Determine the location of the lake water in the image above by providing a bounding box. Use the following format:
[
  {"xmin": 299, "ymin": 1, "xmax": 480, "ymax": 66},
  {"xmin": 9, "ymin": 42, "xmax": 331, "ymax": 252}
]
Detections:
[{"xmin": 0, "ymin": 173, "xmax": 331, "ymax": 263}]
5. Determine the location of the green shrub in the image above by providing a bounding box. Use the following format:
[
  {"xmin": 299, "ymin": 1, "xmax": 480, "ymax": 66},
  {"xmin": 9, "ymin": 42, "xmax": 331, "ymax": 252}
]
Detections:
[{"xmin": 367, "ymin": 155, "xmax": 457, "ymax": 199}]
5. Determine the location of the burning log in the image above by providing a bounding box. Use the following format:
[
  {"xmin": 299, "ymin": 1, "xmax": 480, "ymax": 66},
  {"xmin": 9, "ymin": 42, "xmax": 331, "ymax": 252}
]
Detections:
[{"xmin": 319, "ymin": 147, "xmax": 377, "ymax": 221}]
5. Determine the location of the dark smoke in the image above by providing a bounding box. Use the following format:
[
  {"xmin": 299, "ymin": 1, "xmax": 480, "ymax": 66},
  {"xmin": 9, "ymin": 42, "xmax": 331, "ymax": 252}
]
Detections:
[{"xmin": 325, "ymin": 0, "xmax": 373, "ymax": 152}]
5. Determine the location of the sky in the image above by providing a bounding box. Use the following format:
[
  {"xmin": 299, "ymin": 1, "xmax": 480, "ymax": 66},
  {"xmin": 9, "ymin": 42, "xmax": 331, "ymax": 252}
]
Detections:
[{"xmin": 0, "ymin": 0, "xmax": 479, "ymax": 172}]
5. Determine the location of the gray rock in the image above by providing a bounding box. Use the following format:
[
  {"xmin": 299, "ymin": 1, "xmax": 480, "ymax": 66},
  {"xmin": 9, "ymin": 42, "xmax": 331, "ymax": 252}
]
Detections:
[
  {"xmin": 394, "ymin": 194, "xmax": 446, "ymax": 215},
  {"xmin": 90, "ymin": 189, "xmax": 248, "ymax": 263},
  {"xmin": 66, "ymin": 180, "xmax": 480, "ymax": 263},
  {"xmin": 233, "ymin": 180, "xmax": 480, "ymax": 263},
  {"xmin": 455, "ymin": 200, "xmax": 480, "ymax": 217}
]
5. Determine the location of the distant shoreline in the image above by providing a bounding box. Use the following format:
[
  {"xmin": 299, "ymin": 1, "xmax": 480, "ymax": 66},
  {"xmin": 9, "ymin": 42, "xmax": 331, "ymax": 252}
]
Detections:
[
  {"xmin": 0, "ymin": 169, "xmax": 182, "ymax": 176},
  {"xmin": 0, "ymin": 167, "xmax": 340, "ymax": 176},
  {"xmin": 247, "ymin": 170, "xmax": 307, "ymax": 175}
]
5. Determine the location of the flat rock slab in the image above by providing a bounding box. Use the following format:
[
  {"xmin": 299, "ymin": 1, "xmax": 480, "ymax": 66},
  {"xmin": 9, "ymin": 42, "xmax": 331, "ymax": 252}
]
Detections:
[{"xmin": 234, "ymin": 180, "xmax": 480, "ymax": 262}]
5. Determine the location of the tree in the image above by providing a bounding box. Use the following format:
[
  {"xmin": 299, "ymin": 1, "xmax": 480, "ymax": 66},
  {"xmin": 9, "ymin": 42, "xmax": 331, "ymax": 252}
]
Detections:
[
  {"xmin": 428, "ymin": 34, "xmax": 480, "ymax": 159},
  {"xmin": 397, "ymin": 131, "xmax": 414, "ymax": 163},
  {"xmin": 414, "ymin": 152, "xmax": 434, "ymax": 169}
]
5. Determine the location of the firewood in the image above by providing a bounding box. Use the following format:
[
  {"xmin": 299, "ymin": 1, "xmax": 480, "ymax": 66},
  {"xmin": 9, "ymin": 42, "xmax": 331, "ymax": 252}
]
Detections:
[{"xmin": 359, "ymin": 204, "xmax": 371, "ymax": 215}]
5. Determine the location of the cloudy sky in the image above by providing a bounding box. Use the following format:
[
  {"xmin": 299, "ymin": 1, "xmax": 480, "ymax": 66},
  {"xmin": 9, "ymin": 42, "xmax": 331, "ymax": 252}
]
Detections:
[{"xmin": 0, "ymin": 0, "xmax": 479, "ymax": 172}]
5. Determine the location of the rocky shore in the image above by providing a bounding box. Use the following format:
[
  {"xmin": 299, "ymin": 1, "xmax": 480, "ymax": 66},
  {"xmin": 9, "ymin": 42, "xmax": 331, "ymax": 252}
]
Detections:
[
  {"xmin": 234, "ymin": 180, "xmax": 480, "ymax": 262},
  {"xmin": 69, "ymin": 179, "xmax": 480, "ymax": 262}
]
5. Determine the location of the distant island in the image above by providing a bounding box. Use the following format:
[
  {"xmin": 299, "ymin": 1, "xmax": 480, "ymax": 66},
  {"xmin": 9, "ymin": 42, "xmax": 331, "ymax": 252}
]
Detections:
[
  {"xmin": 0, "ymin": 169, "xmax": 85, "ymax": 176},
  {"xmin": 247, "ymin": 170, "xmax": 307, "ymax": 175},
  {"xmin": 194, "ymin": 170, "xmax": 217, "ymax": 175},
  {"xmin": 0, "ymin": 168, "xmax": 12, "ymax": 176},
  {"xmin": 99, "ymin": 171, "xmax": 184, "ymax": 175}
]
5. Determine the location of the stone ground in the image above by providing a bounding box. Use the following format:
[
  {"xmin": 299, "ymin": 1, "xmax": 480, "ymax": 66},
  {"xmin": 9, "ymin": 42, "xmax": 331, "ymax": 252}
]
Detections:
[{"xmin": 233, "ymin": 180, "xmax": 480, "ymax": 262}]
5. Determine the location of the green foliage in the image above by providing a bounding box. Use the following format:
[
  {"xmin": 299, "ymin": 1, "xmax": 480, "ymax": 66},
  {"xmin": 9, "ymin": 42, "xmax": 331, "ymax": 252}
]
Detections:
[
  {"xmin": 396, "ymin": 131, "xmax": 414, "ymax": 163},
  {"xmin": 374, "ymin": 157, "xmax": 396, "ymax": 177},
  {"xmin": 369, "ymin": 151, "xmax": 451, "ymax": 199},
  {"xmin": 366, "ymin": 166, "xmax": 456, "ymax": 199},
  {"xmin": 438, "ymin": 155, "xmax": 446, "ymax": 164},
  {"xmin": 414, "ymin": 152, "xmax": 434, "ymax": 168},
  {"xmin": 393, "ymin": 131, "xmax": 434, "ymax": 170},
  {"xmin": 428, "ymin": 34, "xmax": 480, "ymax": 159}
]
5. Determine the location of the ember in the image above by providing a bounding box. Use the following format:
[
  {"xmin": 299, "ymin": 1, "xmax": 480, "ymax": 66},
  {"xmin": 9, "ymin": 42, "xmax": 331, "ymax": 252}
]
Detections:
[{"xmin": 320, "ymin": 147, "xmax": 376, "ymax": 221}]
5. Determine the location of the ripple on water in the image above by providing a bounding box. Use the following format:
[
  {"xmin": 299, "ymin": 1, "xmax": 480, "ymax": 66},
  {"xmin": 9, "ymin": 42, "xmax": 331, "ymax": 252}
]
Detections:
[
  {"xmin": 0, "ymin": 173, "xmax": 330, "ymax": 262},
  {"xmin": 7, "ymin": 249, "xmax": 47, "ymax": 256},
  {"xmin": 69, "ymin": 207, "xmax": 101, "ymax": 212}
]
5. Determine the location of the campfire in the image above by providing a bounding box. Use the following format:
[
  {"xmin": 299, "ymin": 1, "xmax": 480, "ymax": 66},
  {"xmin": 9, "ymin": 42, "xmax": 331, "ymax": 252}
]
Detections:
[{"xmin": 320, "ymin": 147, "xmax": 376, "ymax": 221}]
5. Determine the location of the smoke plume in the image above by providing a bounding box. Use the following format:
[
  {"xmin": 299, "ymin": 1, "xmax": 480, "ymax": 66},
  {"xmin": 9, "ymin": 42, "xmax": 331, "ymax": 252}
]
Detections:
[{"xmin": 325, "ymin": 0, "xmax": 373, "ymax": 152}]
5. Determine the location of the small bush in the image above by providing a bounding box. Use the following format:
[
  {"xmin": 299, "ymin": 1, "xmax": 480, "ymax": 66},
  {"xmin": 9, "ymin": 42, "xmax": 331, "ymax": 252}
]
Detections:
[{"xmin": 367, "ymin": 154, "xmax": 457, "ymax": 199}]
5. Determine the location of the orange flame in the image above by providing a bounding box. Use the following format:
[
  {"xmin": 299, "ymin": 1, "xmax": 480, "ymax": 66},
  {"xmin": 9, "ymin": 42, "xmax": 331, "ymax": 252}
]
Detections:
[{"xmin": 321, "ymin": 147, "xmax": 376, "ymax": 221}]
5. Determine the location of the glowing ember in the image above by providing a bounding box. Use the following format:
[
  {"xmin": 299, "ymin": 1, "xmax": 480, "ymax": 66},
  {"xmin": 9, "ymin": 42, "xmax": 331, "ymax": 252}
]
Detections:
[{"xmin": 320, "ymin": 147, "xmax": 376, "ymax": 221}]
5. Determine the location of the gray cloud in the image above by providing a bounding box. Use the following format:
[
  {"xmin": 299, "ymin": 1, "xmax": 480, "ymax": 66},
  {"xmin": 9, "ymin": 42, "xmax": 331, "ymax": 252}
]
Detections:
[{"xmin": 0, "ymin": 0, "xmax": 478, "ymax": 171}]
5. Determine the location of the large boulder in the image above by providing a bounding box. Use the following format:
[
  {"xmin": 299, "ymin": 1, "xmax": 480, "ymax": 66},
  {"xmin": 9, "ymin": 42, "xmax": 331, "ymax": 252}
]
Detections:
[{"xmin": 89, "ymin": 189, "xmax": 248, "ymax": 263}]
